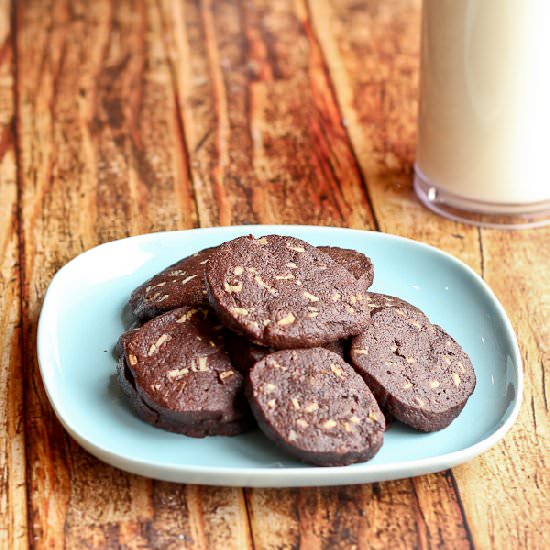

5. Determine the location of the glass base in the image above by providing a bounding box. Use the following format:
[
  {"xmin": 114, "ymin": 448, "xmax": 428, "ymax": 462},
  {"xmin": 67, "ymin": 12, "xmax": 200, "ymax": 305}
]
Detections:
[{"xmin": 414, "ymin": 167, "xmax": 550, "ymax": 229}]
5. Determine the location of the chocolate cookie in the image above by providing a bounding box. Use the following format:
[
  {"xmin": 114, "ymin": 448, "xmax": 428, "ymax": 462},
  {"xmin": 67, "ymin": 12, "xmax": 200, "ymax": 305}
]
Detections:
[
  {"xmin": 113, "ymin": 319, "xmax": 143, "ymax": 359},
  {"xmin": 246, "ymin": 348, "xmax": 385, "ymax": 466},
  {"xmin": 118, "ymin": 306, "xmax": 250, "ymax": 437},
  {"xmin": 226, "ymin": 333, "xmax": 346, "ymax": 374},
  {"xmin": 366, "ymin": 292, "xmax": 426, "ymax": 317},
  {"xmin": 205, "ymin": 235, "xmax": 371, "ymax": 349},
  {"xmin": 129, "ymin": 247, "xmax": 216, "ymax": 321},
  {"xmin": 318, "ymin": 246, "xmax": 374, "ymax": 289},
  {"xmin": 350, "ymin": 306, "xmax": 475, "ymax": 432}
]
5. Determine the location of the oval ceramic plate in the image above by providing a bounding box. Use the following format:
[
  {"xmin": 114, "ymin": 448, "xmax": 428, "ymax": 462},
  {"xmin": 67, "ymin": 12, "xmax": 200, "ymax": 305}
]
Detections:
[{"xmin": 37, "ymin": 226, "xmax": 522, "ymax": 487}]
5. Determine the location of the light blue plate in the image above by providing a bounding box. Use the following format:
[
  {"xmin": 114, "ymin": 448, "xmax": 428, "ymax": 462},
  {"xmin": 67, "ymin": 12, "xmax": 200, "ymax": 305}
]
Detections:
[{"xmin": 37, "ymin": 226, "xmax": 522, "ymax": 487}]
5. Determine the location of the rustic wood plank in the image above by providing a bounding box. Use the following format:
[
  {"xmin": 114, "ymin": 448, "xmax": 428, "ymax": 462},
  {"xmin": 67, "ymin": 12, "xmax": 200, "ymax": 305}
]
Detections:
[
  {"xmin": 452, "ymin": 228, "xmax": 550, "ymax": 550},
  {"xmin": 242, "ymin": 488, "xmax": 299, "ymax": 550},
  {"xmin": 159, "ymin": 0, "xmax": 375, "ymax": 229},
  {"xmin": 16, "ymin": 0, "xmax": 249, "ymax": 548},
  {"xmin": 310, "ymin": 1, "xmax": 548, "ymax": 549},
  {"xmin": 13, "ymin": 0, "xmax": 547, "ymax": 549},
  {"xmin": 246, "ymin": 478, "xmax": 472, "ymax": 550},
  {"xmin": 0, "ymin": 1, "xmax": 27, "ymax": 547},
  {"xmin": 148, "ymin": 482, "xmax": 252, "ymax": 549}
]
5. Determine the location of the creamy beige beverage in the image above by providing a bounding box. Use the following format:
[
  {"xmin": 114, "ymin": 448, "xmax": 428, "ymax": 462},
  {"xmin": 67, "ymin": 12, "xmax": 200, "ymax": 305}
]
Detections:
[{"xmin": 416, "ymin": 0, "xmax": 550, "ymax": 208}]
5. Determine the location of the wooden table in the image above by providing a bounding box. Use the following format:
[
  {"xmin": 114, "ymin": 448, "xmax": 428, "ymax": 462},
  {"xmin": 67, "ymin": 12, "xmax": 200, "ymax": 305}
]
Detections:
[{"xmin": 1, "ymin": 0, "xmax": 548, "ymax": 548}]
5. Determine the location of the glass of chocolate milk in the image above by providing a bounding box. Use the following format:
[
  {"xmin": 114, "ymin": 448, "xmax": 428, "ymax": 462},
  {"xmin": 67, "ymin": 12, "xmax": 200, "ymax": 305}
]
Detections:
[{"xmin": 414, "ymin": 0, "xmax": 550, "ymax": 228}]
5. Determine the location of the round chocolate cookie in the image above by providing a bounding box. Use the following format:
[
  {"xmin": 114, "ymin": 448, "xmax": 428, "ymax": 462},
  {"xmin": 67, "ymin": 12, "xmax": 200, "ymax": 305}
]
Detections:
[
  {"xmin": 129, "ymin": 247, "xmax": 216, "ymax": 321},
  {"xmin": 118, "ymin": 306, "xmax": 250, "ymax": 437},
  {"xmin": 226, "ymin": 333, "xmax": 346, "ymax": 374},
  {"xmin": 350, "ymin": 306, "xmax": 475, "ymax": 432},
  {"xmin": 318, "ymin": 246, "xmax": 374, "ymax": 289},
  {"xmin": 205, "ymin": 235, "xmax": 371, "ymax": 349},
  {"xmin": 246, "ymin": 348, "xmax": 385, "ymax": 466}
]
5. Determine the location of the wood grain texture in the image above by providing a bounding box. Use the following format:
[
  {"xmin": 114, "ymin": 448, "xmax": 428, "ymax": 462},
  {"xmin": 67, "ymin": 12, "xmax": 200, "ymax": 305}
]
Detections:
[
  {"xmin": 452, "ymin": 228, "xmax": 550, "ymax": 550},
  {"xmin": 3, "ymin": 0, "xmax": 547, "ymax": 548},
  {"xmin": 159, "ymin": 0, "xmax": 375, "ymax": 229},
  {"xmin": 309, "ymin": 1, "xmax": 549, "ymax": 549},
  {"xmin": 15, "ymin": 0, "xmax": 249, "ymax": 547},
  {"xmin": 0, "ymin": 2, "xmax": 27, "ymax": 548}
]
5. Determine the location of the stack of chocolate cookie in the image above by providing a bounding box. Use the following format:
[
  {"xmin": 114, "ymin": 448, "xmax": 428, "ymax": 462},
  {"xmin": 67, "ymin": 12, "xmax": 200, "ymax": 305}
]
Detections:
[{"xmin": 116, "ymin": 234, "xmax": 475, "ymax": 466}]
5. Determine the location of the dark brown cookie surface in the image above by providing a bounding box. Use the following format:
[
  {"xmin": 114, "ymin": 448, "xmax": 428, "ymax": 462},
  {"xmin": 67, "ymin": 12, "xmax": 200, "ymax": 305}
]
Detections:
[
  {"xmin": 117, "ymin": 358, "xmax": 248, "ymax": 437},
  {"xmin": 205, "ymin": 235, "xmax": 371, "ymax": 349},
  {"xmin": 318, "ymin": 246, "xmax": 374, "ymax": 289},
  {"xmin": 113, "ymin": 320, "xmax": 142, "ymax": 359},
  {"xmin": 246, "ymin": 348, "xmax": 385, "ymax": 466},
  {"xmin": 118, "ymin": 306, "xmax": 250, "ymax": 437},
  {"xmin": 350, "ymin": 306, "xmax": 475, "ymax": 432},
  {"xmin": 129, "ymin": 247, "xmax": 216, "ymax": 321},
  {"xmin": 366, "ymin": 292, "xmax": 426, "ymax": 317},
  {"xmin": 226, "ymin": 333, "xmax": 346, "ymax": 374}
]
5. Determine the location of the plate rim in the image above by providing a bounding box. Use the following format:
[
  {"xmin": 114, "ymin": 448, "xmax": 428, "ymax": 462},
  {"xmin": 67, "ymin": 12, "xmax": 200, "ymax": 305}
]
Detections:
[{"xmin": 37, "ymin": 225, "xmax": 523, "ymax": 486}]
